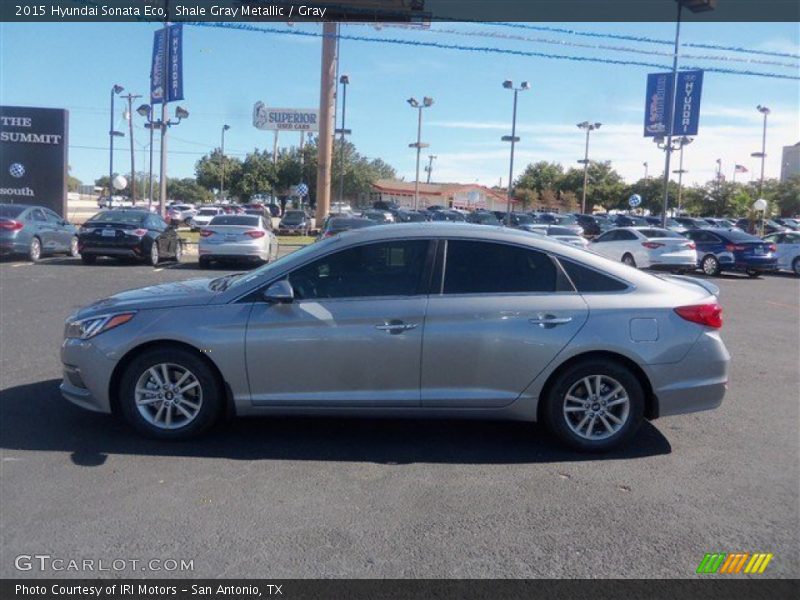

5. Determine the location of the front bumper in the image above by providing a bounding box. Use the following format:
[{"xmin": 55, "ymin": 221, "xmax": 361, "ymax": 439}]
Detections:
[
  {"xmin": 60, "ymin": 338, "xmax": 118, "ymax": 414},
  {"xmin": 648, "ymin": 330, "xmax": 730, "ymax": 418}
]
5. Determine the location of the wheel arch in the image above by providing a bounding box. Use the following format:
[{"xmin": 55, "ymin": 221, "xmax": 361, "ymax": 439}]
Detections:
[
  {"xmin": 536, "ymin": 350, "xmax": 658, "ymax": 422},
  {"xmin": 108, "ymin": 339, "xmax": 235, "ymax": 418}
]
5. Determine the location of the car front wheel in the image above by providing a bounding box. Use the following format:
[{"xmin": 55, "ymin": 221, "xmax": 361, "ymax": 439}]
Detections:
[
  {"xmin": 701, "ymin": 254, "xmax": 721, "ymax": 276},
  {"xmin": 793, "ymin": 258, "xmax": 800, "ymax": 277},
  {"xmin": 29, "ymin": 237, "xmax": 42, "ymax": 262},
  {"xmin": 542, "ymin": 359, "xmax": 645, "ymax": 452},
  {"xmin": 69, "ymin": 236, "xmax": 80, "ymax": 258},
  {"xmin": 149, "ymin": 242, "xmax": 160, "ymax": 266},
  {"xmin": 118, "ymin": 347, "xmax": 223, "ymax": 440}
]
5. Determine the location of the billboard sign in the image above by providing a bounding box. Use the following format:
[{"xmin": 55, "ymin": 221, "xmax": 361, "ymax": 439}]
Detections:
[
  {"xmin": 644, "ymin": 70, "xmax": 703, "ymax": 137},
  {"xmin": 150, "ymin": 24, "xmax": 184, "ymax": 104},
  {"xmin": 0, "ymin": 106, "xmax": 69, "ymax": 216},
  {"xmin": 253, "ymin": 102, "xmax": 319, "ymax": 131}
]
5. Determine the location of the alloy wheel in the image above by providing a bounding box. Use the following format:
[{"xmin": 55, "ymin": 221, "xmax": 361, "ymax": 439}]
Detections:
[
  {"xmin": 69, "ymin": 237, "xmax": 80, "ymax": 257},
  {"xmin": 134, "ymin": 363, "xmax": 203, "ymax": 430},
  {"xmin": 150, "ymin": 243, "xmax": 159, "ymax": 266},
  {"xmin": 29, "ymin": 238, "xmax": 41, "ymax": 262},
  {"xmin": 562, "ymin": 375, "xmax": 630, "ymax": 441},
  {"xmin": 702, "ymin": 256, "xmax": 719, "ymax": 276}
]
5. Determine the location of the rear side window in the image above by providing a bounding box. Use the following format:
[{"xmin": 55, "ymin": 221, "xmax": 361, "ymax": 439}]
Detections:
[
  {"xmin": 444, "ymin": 240, "xmax": 556, "ymax": 294},
  {"xmin": 559, "ymin": 259, "xmax": 628, "ymax": 293}
]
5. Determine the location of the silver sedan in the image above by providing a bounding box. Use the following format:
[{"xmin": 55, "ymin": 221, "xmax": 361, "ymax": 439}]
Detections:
[{"xmin": 60, "ymin": 223, "xmax": 729, "ymax": 451}]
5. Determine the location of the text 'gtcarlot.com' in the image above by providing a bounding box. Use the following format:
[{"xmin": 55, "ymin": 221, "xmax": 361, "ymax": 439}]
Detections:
[{"xmin": 14, "ymin": 554, "xmax": 194, "ymax": 572}]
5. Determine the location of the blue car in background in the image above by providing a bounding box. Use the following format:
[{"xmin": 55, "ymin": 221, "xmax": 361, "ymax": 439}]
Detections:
[
  {"xmin": 683, "ymin": 228, "xmax": 778, "ymax": 277},
  {"xmin": 0, "ymin": 204, "xmax": 79, "ymax": 262}
]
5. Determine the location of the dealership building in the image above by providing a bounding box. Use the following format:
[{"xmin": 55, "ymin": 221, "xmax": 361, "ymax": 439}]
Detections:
[{"xmin": 370, "ymin": 179, "xmax": 513, "ymax": 211}]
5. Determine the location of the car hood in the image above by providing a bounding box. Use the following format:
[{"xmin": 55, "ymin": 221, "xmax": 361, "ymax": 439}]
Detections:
[{"xmin": 76, "ymin": 278, "xmax": 219, "ymax": 317}]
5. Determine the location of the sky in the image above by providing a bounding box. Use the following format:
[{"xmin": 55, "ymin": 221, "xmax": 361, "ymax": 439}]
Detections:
[{"xmin": 1, "ymin": 19, "xmax": 798, "ymax": 191}]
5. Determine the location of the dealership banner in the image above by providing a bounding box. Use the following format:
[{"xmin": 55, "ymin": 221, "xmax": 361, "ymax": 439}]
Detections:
[
  {"xmin": 644, "ymin": 70, "xmax": 704, "ymax": 137},
  {"xmin": 253, "ymin": 102, "xmax": 320, "ymax": 132},
  {"xmin": 0, "ymin": 106, "xmax": 68, "ymax": 215},
  {"xmin": 150, "ymin": 24, "xmax": 183, "ymax": 104}
]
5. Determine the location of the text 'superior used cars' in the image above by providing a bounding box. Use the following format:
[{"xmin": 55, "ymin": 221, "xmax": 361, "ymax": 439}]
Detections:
[{"xmin": 60, "ymin": 223, "xmax": 730, "ymax": 451}]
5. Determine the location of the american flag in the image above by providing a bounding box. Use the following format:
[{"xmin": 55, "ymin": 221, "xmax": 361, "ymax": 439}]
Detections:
[{"xmin": 734, "ymin": 164, "xmax": 749, "ymax": 173}]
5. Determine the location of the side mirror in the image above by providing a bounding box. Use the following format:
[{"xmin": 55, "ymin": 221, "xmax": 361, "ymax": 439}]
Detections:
[{"xmin": 263, "ymin": 280, "xmax": 294, "ymax": 304}]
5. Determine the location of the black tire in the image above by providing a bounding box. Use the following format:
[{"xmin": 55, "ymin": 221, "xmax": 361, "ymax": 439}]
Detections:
[
  {"xmin": 28, "ymin": 237, "xmax": 42, "ymax": 262},
  {"xmin": 701, "ymin": 254, "xmax": 721, "ymax": 276},
  {"xmin": 746, "ymin": 269, "xmax": 760, "ymax": 278},
  {"xmin": 542, "ymin": 358, "xmax": 645, "ymax": 452},
  {"xmin": 792, "ymin": 257, "xmax": 800, "ymax": 277},
  {"xmin": 81, "ymin": 254, "xmax": 97, "ymax": 265},
  {"xmin": 621, "ymin": 253, "xmax": 636, "ymax": 268},
  {"xmin": 118, "ymin": 347, "xmax": 223, "ymax": 440},
  {"xmin": 198, "ymin": 256, "xmax": 211, "ymax": 269}
]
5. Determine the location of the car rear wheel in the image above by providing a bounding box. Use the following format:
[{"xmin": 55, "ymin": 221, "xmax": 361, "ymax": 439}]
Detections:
[
  {"xmin": 28, "ymin": 237, "xmax": 41, "ymax": 262},
  {"xmin": 81, "ymin": 254, "xmax": 96, "ymax": 265},
  {"xmin": 792, "ymin": 257, "xmax": 800, "ymax": 276},
  {"xmin": 622, "ymin": 253, "xmax": 636, "ymax": 267},
  {"xmin": 149, "ymin": 242, "xmax": 160, "ymax": 267},
  {"xmin": 701, "ymin": 254, "xmax": 721, "ymax": 276},
  {"xmin": 69, "ymin": 236, "xmax": 80, "ymax": 258},
  {"xmin": 118, "ymin": 347, "xmax": 223, "ymax": 440},
  {"xmin": 542, "ymin": 359, "xmax": 645, "ymax": 452},
  {"xmin": 746, "ymin": 269, "xmax": 760, "ymax": 278},
  {"xmin": 198, "ymin": 256, "xmax": 211, "ymax": 269}
]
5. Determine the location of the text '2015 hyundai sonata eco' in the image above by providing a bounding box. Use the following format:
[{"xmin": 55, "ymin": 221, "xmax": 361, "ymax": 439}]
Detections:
[{"xmin": 61, "ymin": 223, "xmax": 729, "ymax": 451}]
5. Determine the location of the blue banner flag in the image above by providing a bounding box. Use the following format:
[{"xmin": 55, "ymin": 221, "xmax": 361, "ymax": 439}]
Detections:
[
  {"xmin": 644, "ymin": 70, "xmax": 703, "ymax": 137},
  {"xmin": 150, "ymin": 24, "xmax": 184, "ymax": 104}
]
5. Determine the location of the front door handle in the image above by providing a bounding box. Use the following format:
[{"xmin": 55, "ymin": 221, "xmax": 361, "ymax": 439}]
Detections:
[
  {"xmin": 529, "ymin": 314, "xmax": 573, "ymax": 328},
  {"xmin": 375, "ymin": 320, "xmax": 418, "ymax": 334}
]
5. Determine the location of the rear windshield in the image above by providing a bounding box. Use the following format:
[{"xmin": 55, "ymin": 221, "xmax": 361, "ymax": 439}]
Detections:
[
  {"xmin": 640, "ymin": 228, "xmax": 682, "ymax": 239},
  {"xmin": 87, "ymin": 210, "xmax": 145, "ymax": 224},
  {"xmin": 209, "ymin": 216, "xmax": 260, "ymax": 227},
  {"xmin": 283, "ymin": 212, "xmax": 305, "ymax": 221},
  {"xmin": 548, "ymin": 226, "xmax": 577, "ymax": 236},
  {"xmin": 0, "ymin": 205, "xmax": 25, "ymax": 218},
  {"xmin": 724, "ymin": 229, "xmax": 763, "ymax": 242},
  {"xmin": 198, "ymin": 208, "xmax": 219, "ymax": 215}
]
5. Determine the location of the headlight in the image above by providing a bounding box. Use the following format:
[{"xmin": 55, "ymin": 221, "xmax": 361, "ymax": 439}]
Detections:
[{"xmin": 65, "ymin": 312, "xmax": 136, "ymax": 340}]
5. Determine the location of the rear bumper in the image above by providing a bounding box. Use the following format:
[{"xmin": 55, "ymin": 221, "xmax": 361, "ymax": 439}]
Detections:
[
  {"xmin": 78, "ymin": 239, "xmax": 145, "ymax": 258},
  {"xmin": 648, "ymin": 330, "xmax": 730, "ymax": 418}
]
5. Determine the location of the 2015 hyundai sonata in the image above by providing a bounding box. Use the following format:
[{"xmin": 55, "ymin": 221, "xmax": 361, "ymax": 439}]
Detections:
[{"xmin": 61, "ymin": 223, "xmax": 730, "ymax": 451}]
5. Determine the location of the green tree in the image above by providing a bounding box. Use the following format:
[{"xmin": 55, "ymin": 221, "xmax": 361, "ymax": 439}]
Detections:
[
  {"xmin": 195, "ymin": 149, "xmax": 243, "ymax": 196},
  {"xmin": 167, "ymin": 178, "xmax": 214, "ymax": 204},
  {"xmin": 67, "ymin": 166, "xmax": 81, "ymax": 193},
  {"xmin": 231, "ymin": 149, "xmax": 277, "ymax": 202},
  {"xmin": 514, "ymin": 161, "xmax": 564, "ymax": 195}
]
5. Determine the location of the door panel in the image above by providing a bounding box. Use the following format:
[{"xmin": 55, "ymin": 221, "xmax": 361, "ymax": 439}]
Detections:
[
  {"xmin": 245, "ymin": 297, "xmax": 426, "ymax": 406},
  {"xmin": 421, "ymin": 294, "xmax": 588, "ymax": 408}
]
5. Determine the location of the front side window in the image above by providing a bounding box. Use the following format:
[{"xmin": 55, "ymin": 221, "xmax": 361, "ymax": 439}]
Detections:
[
  {"xmin": 594, "ymin": 231, "xmax": 617, "ymax": 243},
  {"xmin": 443, "ymin": 240, "xmax": 556, "ymax": 295},
  {"xmin": 288, "ymin": 240, "xmax": 429, "ymax": 300}
]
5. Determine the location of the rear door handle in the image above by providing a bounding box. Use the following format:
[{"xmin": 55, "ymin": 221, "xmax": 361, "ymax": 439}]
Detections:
[
  {"xmin": 529, "ymin": 314, "xmax": 573, "ymax": 328},
  {"xmin": 375, "ymin": 320, "xmax": 418, "ymax": 334}
]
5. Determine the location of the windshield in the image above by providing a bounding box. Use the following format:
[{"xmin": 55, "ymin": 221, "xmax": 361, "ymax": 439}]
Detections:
[
  {"xmin": 87, "ymin": 210, "xmax": 145, "ymax": 224},
  {"xmin": 556, "ymin": 214, "xmax": 578, "ymax": 225},
  {"xmin": 283, "ymin": 212, "xmax": 305, "ymax": 222},
  {"xmin": 210, "ymin": 216, "xmax": 260, "ymax": 227},
  {"xmin": 0, "ymin": 205, "xmax": 25, "ymax": 218},
  {"xmin": 514, "ymin": 214, "xmax": 535, "ymax": 224}
]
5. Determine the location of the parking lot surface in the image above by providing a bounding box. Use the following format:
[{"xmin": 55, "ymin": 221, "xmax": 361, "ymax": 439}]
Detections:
[{"xmin": 0, "ymin": 256, "xmax": 798, "ymax": 578}]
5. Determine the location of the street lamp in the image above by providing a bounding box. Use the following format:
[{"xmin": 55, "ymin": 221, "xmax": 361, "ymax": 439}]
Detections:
[
  {"xmin": 751, "ymin": 104, "xmax": 770, "ymax": 197},
  {"xmin": 108, "ymin": 84, "xmax": 124, "ymax": 198},
  {"xmin": 407, "ymin": 95, "xmax": 434, "ymax": 210},
  {"xmin": 136, "ymin": 104, "xmax": 189, "ymax": 215},
  {"xmin": 137, "ymin": 104, "xmax": 156, "ymax": 208},
  {"xmin": 335, "ymin": 74, "xmax": 352, "ymax": 204},
  {"xmin": 502, "ymin": 80, "xmax": 530, "ymax": 225},
  {"xmin": 425, "ymin": 155, "xmax": 437, "ymax": 184},
  {"xmin": 220, "ymin": 124, "xmax": 231, "ymax": 202},
  {"xmin": 670, "ymin": 136, "xmax": 693, "ymax": 214},
  {"xmin": 577, "ymin": 121, "xmax": 601, "ymax": 214},
  {"xmin": 643, "ymin": 161, "xmax": 649, "ymax": 182},
  {"xmin": 659, "ymin": 0, "xmax": 717, "ymax": 227}
]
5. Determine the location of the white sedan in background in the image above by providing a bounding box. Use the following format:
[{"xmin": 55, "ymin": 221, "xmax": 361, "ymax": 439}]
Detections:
[
  {"xmin": 198, "ymin": 214, "xmax": 278, "ymax": 268},
  {"xmin": 590, "ymin": 227, "xmax": 697, "ymax": 271},
  {"xmin": 190, "ymin": 207, "xmax": 225, "ymax": 231},
  {"xmin": 520, "ymin": 224, "xmax": 590, "ymax": 250},
  {"xmin": 763, "ymin": 231, "xmax": 800, "ymax": 275}
]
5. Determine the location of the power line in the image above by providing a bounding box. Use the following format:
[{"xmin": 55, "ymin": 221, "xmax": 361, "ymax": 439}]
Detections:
[{"xmin": 188, "ymin": 22, "xmax": 800, "ymax": 80}]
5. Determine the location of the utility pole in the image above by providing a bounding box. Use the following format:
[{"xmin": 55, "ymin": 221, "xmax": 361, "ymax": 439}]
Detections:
[
  {"xmin": 335, "ymin": 74, "xmax": 351, "ymax": 204},
  {"xmin": 315, "ymin": 21, "xmax": 338, "ymax": 224},
  {"xmin": 220, "ymin": 124, "xmax": 230, "ymax": 202},
  {"xmin": 121, "ymin": 93, "xmax": 141, "ymax": 203},
  {"xmin": 753, "ymin": 105, "xmax": 770, "ymax": 198},
  {"xmin": 407, "ymin": 97, "xmax": 434, "ymax": 210},
  {"xmin": 425, "ymin": 155, "xmax": 437, "ymax": 184},
  {"xmin": 577, "ymin": 121, "xmax": 601, "ymax": 214},
  {"xmin": 672, "ymin": 136, "xmax": 692, "ymax": 215},
  {"xmin": 108, "ymin": 84, "xmax": 124, "ymax": 197},
  {"xmin": 502, "ymin": 80, "xmax": 529, "ymax": 225}
]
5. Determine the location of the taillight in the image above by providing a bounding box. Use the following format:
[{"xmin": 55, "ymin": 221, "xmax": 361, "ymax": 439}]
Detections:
[
  {"xmin": 686, "ymin": 242, "xmax": 696, "ymax": 250},
  {"xmin": 725, "ymin": 244, "xmax": 745, "ymax": 252},
  {"xmin": 642, "ymin": 242, "xmax": 664, "ymax": 249},
  {"xmin": 674, "ymin": 303, "xmax": 723, "ymax": 329},
  {"xmin": 131, "ymin": 228, "xmax": 148, "ymax": 237},
  {"xmin": 245, "ymin": 230, "xmax": 266, "ymax": 239},
  {"xmin": 199, "ymin": 230, "xmax": 214, "ymax": 237},
  {"xmin": 768, "ymin": 243, "xmax": 777, "ymax": 253},
  {"xmin": 0, "ymin": 220, "xmax": 23, "ymax": 231}
]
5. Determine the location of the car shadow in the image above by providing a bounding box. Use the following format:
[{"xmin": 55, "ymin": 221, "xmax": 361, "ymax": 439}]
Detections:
[{"xmin": 0, "ymin": 379, "xmax": 671, "ymax": 466}]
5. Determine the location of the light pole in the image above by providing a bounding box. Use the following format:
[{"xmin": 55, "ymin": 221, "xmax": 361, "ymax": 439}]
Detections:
[
  {"xmin": 136, "ymin": 104, "xmax": 189, "ymax": 214},
  {"xmin": 121, "ymin": 93, "xmax": 141, "ymax": 203},
  {"xmin": 752, "ymin": 104, "xmax": 770, "ymax": 198},
  {"xmin": 407, "ymin": 96, "xmax": 434, "ymax": 210},
  {"xmin": 671, "ymin": 136, "xmax": 693, "ymax": 214},
  {"xmin": 659, "ymin": 0, "xmax": 717, "ymax": 227},
  {"xmin": 335, "ymin": 74, "xmax": 351, "ymax": 204},
  {"xmin": 643, "ymin": 161, "xmax": 649, "ymax": 182},
  {"xmin": 220, "ymin": 124, "xmax": 230, "ymax": 202},
  {"xmin": 655, "ymin": 135, "xmax": 687, "ymax": 217},
  {"xmin": 108, "ymin": 84, "xmax": 124, "ymax": 197},
  {"xmin": 425, "ymin": 155, "xmax": 437, "ymax": 184},
  {"xmin": 502, "ymin": 80, "xmax": 530, "ymax": 225},
  {"xmin": 137, "ymin": 104, "xmax": 155, "ymax": 209},
  {"xmin": 577, "ymin": 121, "xmax": 601, "ymax": 214}
]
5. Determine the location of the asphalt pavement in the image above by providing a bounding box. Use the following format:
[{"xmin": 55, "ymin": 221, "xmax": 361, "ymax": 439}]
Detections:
[{"xmin": 0, "ymin": 254, "xmax": 797, "ymax": 579}]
